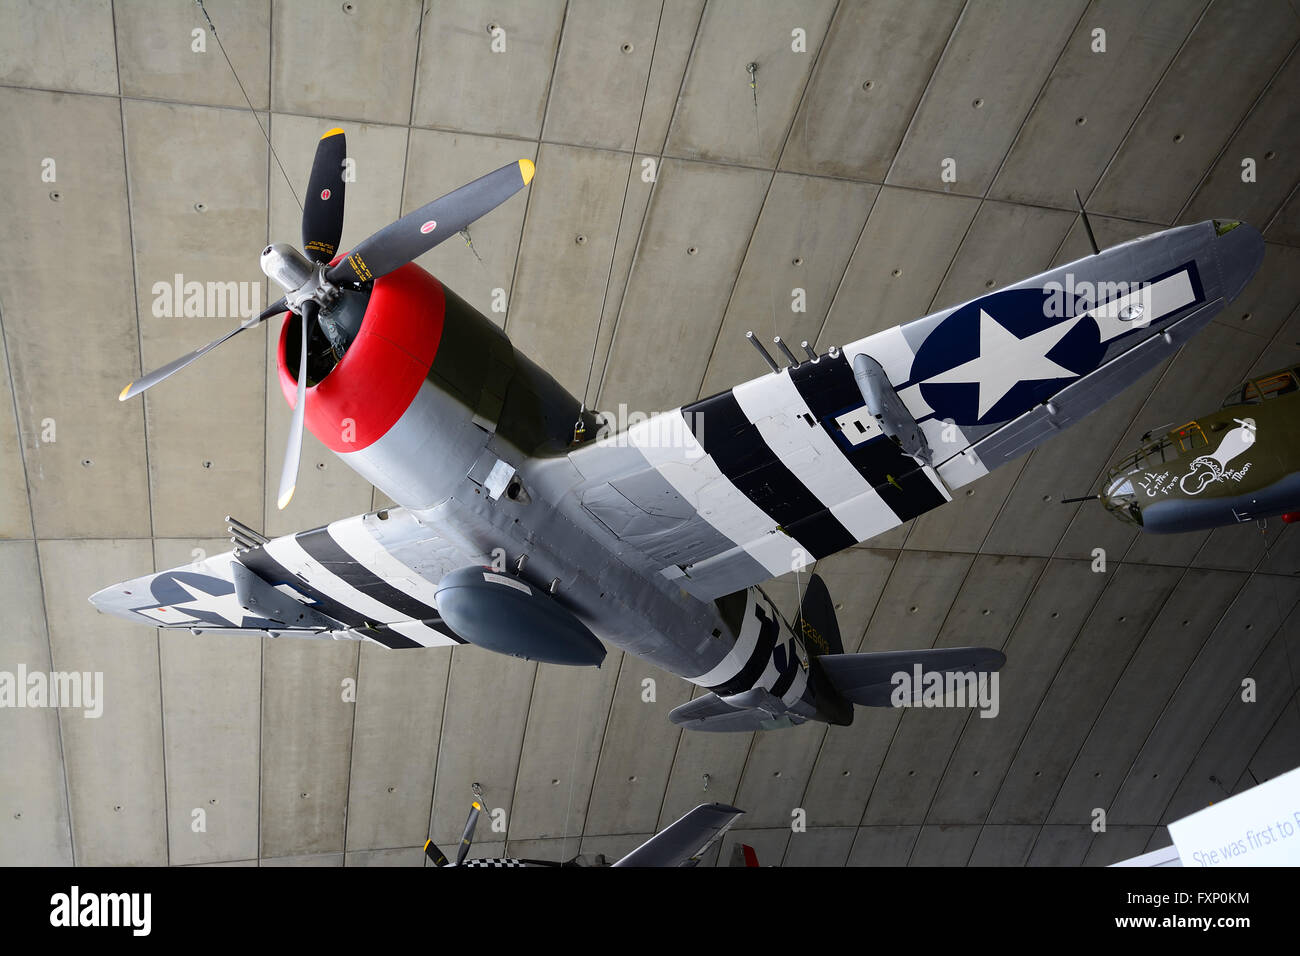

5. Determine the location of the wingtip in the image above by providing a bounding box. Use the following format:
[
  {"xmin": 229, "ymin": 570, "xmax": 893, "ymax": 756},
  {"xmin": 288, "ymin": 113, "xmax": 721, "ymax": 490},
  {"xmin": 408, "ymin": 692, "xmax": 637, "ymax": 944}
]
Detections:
[
  {"xmin": 322, "ymin": 127, "xmax": 345, "ymax": 139},
  {"xmin": 518, "ymin": 158, "xmax": 535, "ymax": 185}
]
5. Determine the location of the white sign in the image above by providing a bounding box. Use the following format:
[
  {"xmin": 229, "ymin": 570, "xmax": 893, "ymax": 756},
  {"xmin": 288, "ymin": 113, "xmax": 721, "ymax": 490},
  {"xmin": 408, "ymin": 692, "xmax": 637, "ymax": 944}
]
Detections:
[{"xmin": 1168, "ymin": 764, "xmax": 1300, "ymax": 867}]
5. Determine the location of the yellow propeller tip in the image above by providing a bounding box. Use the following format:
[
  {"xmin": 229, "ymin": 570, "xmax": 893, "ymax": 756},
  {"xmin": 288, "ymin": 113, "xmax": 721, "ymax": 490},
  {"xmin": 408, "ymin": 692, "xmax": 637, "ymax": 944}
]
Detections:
[
  {"xmin": 322, "ymin": 127, "xmax": 345, "ymax": 138},
  {"xmin": 277, "ymin": 488, "xmax": 295, "ymax": 510},
  {"xmin": 472, "ymin": 801, "xmax": 482, "ymax": 810},
  {"xmin": 423, "ymin": 839, "xmax": 432, "ymax": 850},
  {"xmin": 518, "ymin": 158, "xmax": 535, "ymax": 185},
  {"xmin": 119, "ymin": 383, "xmax": 133, "ymax": 401}
]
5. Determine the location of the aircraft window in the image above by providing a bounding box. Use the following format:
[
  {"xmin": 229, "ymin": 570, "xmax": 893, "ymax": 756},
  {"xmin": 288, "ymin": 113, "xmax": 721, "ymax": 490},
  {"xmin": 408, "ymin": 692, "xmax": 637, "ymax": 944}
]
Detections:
[
  {"xmin": 1253, "ymin": 371, "xmax": 1299, "ymax": 401},
  {"xmin": 1222, "ymin": 382, "xmax": 1264, "ymax": 407},
  {"xmin": 1173, "ymin": 422, "xmax": 1207, "ymax": 453}
]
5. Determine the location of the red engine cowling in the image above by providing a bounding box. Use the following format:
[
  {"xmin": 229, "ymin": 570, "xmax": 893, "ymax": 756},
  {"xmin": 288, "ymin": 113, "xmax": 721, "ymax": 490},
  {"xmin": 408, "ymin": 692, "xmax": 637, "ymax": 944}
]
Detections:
[
  {"xmin": 275, "ymin": 260, "xmax": 445, "ymax": 453},
  {"xmin": 1283, "ymin": 512, "xmax": 1299, "ymax": 524}
]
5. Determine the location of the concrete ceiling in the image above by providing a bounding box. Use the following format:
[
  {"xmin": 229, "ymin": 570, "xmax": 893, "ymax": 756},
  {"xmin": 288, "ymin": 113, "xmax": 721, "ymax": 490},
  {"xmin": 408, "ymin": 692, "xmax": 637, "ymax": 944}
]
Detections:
[{"xmin": 2, "ymin": 0, "xmax": 1299, "ymax": 868}]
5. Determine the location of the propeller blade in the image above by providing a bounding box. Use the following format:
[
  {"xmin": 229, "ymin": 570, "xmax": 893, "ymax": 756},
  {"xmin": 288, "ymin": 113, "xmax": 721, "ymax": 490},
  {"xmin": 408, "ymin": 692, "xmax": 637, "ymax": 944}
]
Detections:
[
  {"xmin": 302, "ymin": 128, "xmax": 347, "ymax": 263},
  {"xmin": 118, "ymin": 297, "xmax": 288, "ymax": 401},
  {"xmin": 326, "ymin": 159, "xmax": 534, "ymax": 286},
  {"xmin": 276, "ymin": 300, "xmax": 314, "ymax": 510},
  {"xmin": 455, "ymin": 801, "xmax": 482, "ymax": 866},
  {"xmin": 423, "ymin": 838, "xmax": 450, "ymax": 867}
]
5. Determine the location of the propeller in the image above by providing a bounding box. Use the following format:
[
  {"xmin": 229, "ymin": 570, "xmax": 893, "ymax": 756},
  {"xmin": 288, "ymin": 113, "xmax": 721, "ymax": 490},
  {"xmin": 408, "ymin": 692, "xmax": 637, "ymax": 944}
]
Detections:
[
  {"xmin": 301, "ymin": 127, "xmax": 347, "ymax": 263},
  {"xmin": 118, "ymin": 296, "xmax": 287, "ymax": 402},
  {"xmin": 327, "ymin": 158, "xmax": 533, "ymax": 286},
  {"xmin": 424, "ymin": 799, "xmax": 483, "ymax": 867},
  {"xmin": 116, "ymin": 125, "xmax": 535, "ymax": 510},
  {"xmin": 277, "ymin": 299, "xmax": 315, "ymax": 511}
]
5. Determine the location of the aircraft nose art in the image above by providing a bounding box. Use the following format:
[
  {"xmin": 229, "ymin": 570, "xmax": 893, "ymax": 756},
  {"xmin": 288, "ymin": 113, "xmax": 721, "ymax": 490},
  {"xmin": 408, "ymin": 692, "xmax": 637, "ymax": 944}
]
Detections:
[{"xmin": 1212, "ymin": 221, "xmax": 1265, "ymax": 301}]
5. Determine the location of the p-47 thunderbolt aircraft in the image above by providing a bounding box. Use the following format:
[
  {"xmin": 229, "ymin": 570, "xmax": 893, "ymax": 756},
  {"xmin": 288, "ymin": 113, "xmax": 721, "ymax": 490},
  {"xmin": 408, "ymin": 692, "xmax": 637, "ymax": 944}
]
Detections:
[
  {"xmin": 1095, "ymin": 362, "xmax": 1300, "ymax": 532},
  {"xmin": 92, "ymin": 129, "xmax": 1265, "ymax": 732},
  {"xmin": 425, "ymin": 793, "xmax": 742, "ymax": 867}
]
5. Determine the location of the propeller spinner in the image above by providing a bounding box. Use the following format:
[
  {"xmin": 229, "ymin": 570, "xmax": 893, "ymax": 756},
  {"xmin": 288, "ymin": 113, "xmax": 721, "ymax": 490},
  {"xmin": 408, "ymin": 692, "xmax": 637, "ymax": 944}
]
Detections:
[{"xmin": 118, "ymin": 127, "xmax": 535, "ymax": 509}]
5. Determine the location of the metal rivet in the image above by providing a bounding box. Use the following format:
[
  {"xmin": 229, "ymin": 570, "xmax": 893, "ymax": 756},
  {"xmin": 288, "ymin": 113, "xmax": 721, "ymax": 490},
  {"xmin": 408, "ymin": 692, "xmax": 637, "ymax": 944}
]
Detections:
[
  {"xmin": 1265, "ymin": 150, "xmax": 1277, "ymax": 160},
  {"xmin": 1173, "ymin": 133, "xmax": 1184, "ymax": 143},
  {"xmin": 81, "ymin": 458, "xmax": 93, "ymax": 467},
  {"xmin": 387, "ymin": 786, "xmax": 395, "ymax": 793},
  {"xmin": 621, "ymin": 42, "xmax": 634, "ymax": 53},
  {"xmin": 1242, "ymin": 312, "xmax": 1252, "ymax": 321},
  {"xmin": 114, "ymin": 805, "xmax": 123, "ymax": 812},
  {"xmin": 891, "ymin": 268, "xmax": 902, "ymax": 277},
  {"xmin": 342, "ymin": 1, "xmax": 355, "ymax": 12},
  {"xmin": 791, "ymin": 256, "xmax": 803, "ymax": 266},
  {"xmin": 972, "ymin": 97, "xmax": 984, "ymax": 108},
  {"xmin": 985, "ymin": 279, "xmax": 996, "ymax": 288},
  {"xmin": 687, "ymin": 246, "xmax": 698, "ymax": 256},
  {"xmin": 1075, "ymin": 116, "xmax": 1086, "ymax": 126},
  {"xmin": 487, "ymin": 22, "xmax": 498, "ymax": 33},
  {"xmin": 48, "ymin": 190, "xmax": 62, "ymax": 202},
  {"xmin": 194, "ymin": 202, "xmax": 207, "ymax": 212},
  {"xmin": 575, "ymin": 234, "xmax": 587, "ymax": 245},
  {"xmin": 909, "ymin": 605, "xmax": 918, "ymax": 613},
  {"xmin": 315, "ymin": 462, "xmax": 326, "ymax": 470},
  {"xmin": 551, "ymin": 778, "xmax": 559, "ymax": 785},
  {"xmin": 965, "ymin": 489, "xmax": 974, "ymax": 497},
  {"xmin": 627, "ymin": 775, "xmax": 637, "ymax": 782},
  {"xmin": 861, "ymin": 80, "xmax": 873, "ymax": 91},
  {"xmin": 202, "ymin": 460, "xmax": 212, "ymax": 469},
  {"xmin": 772, "ymin": 770, "xmax": 781, "ymax": 777}
]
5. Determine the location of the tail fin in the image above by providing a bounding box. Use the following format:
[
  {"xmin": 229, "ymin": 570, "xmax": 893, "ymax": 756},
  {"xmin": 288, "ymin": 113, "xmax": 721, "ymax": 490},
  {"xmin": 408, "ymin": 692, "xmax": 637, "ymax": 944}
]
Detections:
[{"xmin": 792, "ymin": 574, "xmax": 843, "ymax": 657}]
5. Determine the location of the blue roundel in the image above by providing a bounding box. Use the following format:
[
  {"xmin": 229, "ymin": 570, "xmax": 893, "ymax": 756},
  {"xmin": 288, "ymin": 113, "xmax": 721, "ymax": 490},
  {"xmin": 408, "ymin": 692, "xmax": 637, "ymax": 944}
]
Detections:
[{"xmin": 910, "ymin": 287, "xmax": 1104, "ymax": 427}]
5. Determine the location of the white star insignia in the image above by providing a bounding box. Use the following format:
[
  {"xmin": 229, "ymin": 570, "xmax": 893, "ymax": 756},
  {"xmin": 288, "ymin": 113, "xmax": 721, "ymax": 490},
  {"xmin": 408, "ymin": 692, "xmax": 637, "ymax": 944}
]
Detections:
[
  {"xmin": 925, "ymin": 309, "xmax": 1081, "ymax": 419},
  {"xmin": 171, "ymin": 578, "xmax": 250, "ymax": 628}
]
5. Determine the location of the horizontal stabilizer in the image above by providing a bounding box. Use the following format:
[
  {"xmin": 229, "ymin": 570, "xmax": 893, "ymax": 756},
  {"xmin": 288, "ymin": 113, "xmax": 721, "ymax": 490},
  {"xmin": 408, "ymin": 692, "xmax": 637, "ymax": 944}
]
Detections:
[
  {"xmin": 668, "ymin": 693, "xmax": 806, "ymax": 732},
  {"xmin": 612, "ymin": 804, "xmax": 743, "ymax": 867},
  {"xmin": 819, "ymin": 647, "xmax": 1005, "ymax": 707}
]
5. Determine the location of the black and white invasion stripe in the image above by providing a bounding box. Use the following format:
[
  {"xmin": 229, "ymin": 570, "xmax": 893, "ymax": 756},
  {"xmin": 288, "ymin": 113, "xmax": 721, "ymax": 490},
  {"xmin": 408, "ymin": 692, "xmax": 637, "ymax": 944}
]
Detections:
[{"xmin": 239, "ymin": 515, "xmax": 464, "ymax": 649}]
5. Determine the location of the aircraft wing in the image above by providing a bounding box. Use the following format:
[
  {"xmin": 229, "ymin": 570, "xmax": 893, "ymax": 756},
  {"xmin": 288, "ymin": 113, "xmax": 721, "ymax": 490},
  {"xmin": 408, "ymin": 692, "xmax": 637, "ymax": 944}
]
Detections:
[
  {"xmin": 610, "ymin": 803, "xmax": 744, "ymax": 867},
  {"xmin": 89, "ymin": 509, "xmax": 476, "ymax": 649},
  {"xmin": 565, "ymin": 220, "xmax": 1264, "ymax": 602}
]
